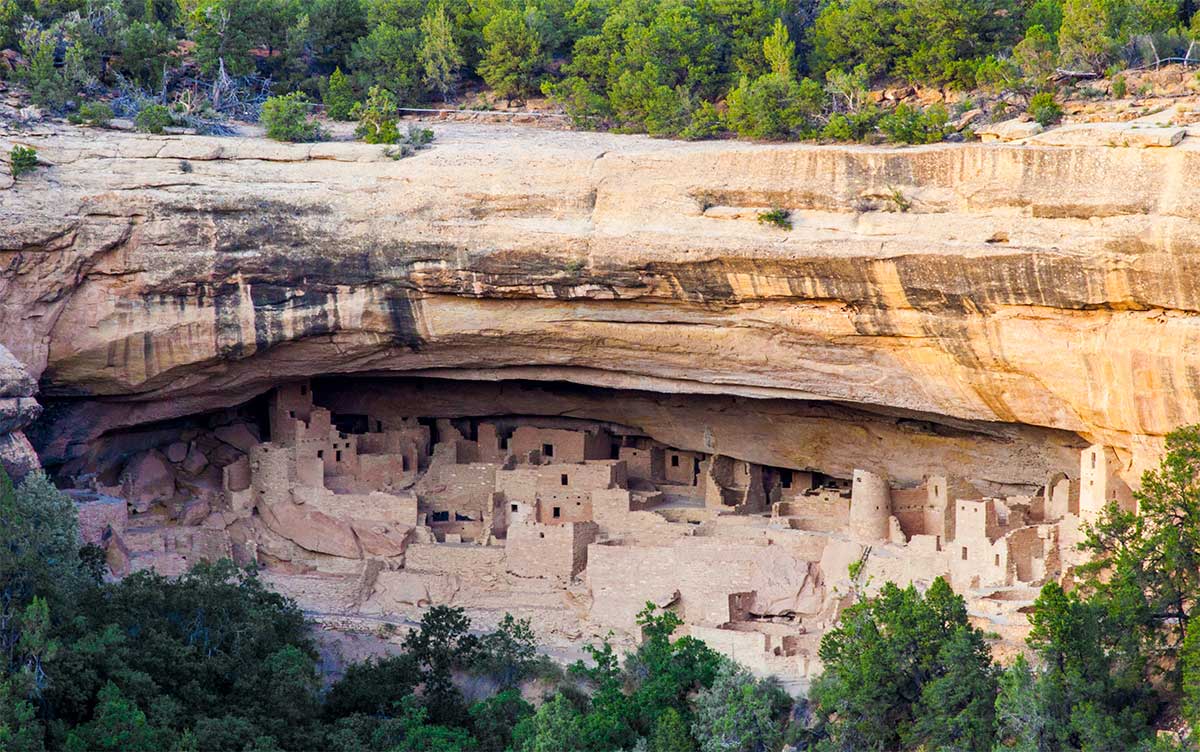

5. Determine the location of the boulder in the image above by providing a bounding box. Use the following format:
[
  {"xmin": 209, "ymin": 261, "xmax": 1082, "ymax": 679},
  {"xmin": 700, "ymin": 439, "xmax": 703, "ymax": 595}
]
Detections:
[
  {"xmin": 165, "ymin": 441, "xmax": 188, "ymax": 463},
  {"xmin": 120, "ymin": 450, "xmax": 176, "ymax": 512},
  {"xmin": 353, "ymin": 524, "xmax": 412, "ymax": 558},
  {"xmin": 213, "ymin": 423, "xmax": 260, "ymax": 453},
  {"xmin": 259, "ymin": 500, "xmax": 362, "ymax": 558},
  {"xmin": 0, "ymin": 432, "xmax": 39, "ymax": 481},
  {"xmin": 977, "ymin": 119, "xmax": 1044, "ymax": 142},
  {"xmin": 0, "ymin": 345, "xmax": 40, "ymax": 481},
  {"xmin": 1026, "ymin": 122, "xmax": 1187, "ymax": 148},
  {"xmin": 180, "ymin": 498, "xmax": 211, "ymax": 526},
  {"xmin": 181, "ymin": 443, "xmax": 208, "ymax": 475},
  {"xmin": 951, "ymin": 108, "xmax": 983, "ymax": 131}
]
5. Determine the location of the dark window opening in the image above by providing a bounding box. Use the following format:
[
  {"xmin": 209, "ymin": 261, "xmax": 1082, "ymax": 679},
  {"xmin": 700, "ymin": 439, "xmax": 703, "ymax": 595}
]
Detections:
[
  {"xmin": 376, "ymin": 420, "xmax": 383, "ymax": 432},
  {"xmin": 332, "ymin": 414, "xmax": 369, "ymax": 434},
  {"xmin": 402, "ymin": 456, "xmax": 410, "ymax": 471},
  {"xmin": 781, "ymin": 470, "xmax": 793, "ymax": 489},
  {"xmin": 455, "ymin": 512, "xmax": 474, "ymax": 522},
  {"xmin": 431, "ymin": 511, "xmax": 450, "ymax": 522},
  {"xmin": 961, "ymin": 547, "xmax": 968, "ymax": 560},
  {"xmin": 539, "ymin": 532, "xmax": 545, "ymax": 539},
  {"xmin": 511, "ymin": 504, "xmax": 519, "ymax": 512},
  {"xmin": 994, "ymin": 554, "xmax": 1000, "ymax": 566},
  {"xmin": 671, "ymin": 455, "xmax": 680, "ymax": 467},
  {"xmin": 500, "ymin": 437, "xmax": 509, "ymax": 449},
  {"xmin": 335, "ymin": 450, "xmax": 342, "ymax": 462},
  {"xmin": 289, "ymin": 410, "xmax": 296, "ymax": 418},
  {"xmin": 561, "ymin": 474, "xmax": 569, "ymax": 486},
  {"xmin": 317, "ymin": 450, "xmax": 324, "ymax": 459},
  {"xmin": 542, "ymin": 443, "xmax": 554, "ymax": 458},
  {"xmin": 553, "ymin": 507, "xmax": 561, "ymax": 518},
  {"xmin": 300, "ymin": 384, "xmax": 307, "ymax": 395}
]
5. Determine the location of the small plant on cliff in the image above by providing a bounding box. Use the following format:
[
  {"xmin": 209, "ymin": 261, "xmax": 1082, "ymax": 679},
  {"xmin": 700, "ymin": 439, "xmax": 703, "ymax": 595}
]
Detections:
[
  {"xmin": 1111, "ymin": 73, "xmax": 1128, "ymax": 99},
  {"xmin": 8, "ymin": 146, "xmax": 38, "ymax": 178},
  {"xmin": 757, "ymin": 207, "xmax": 792, "ymax": 230},
  {"xmin": 262, "ymin": 93, "xmax": 325, "ymax": 142},
  {"xmin": 134, "ymin": 104, "xmax": 175, "ymax": 134},
  {"xmin": 383, "ymin": 123, "xmax": 436, "ymax": 158},
  {"xmin": 67, "ymin": 101, "xmax": 114, "ymax": 127},
  {"xmin": 353, "ymin": 85, "xmax": 401, "ymax": 144},
  {"xmin": 323, "ymin": 68, "xmax": 358, "ymax": 121},
  {"xmin": 1027, "ymin": 92, "xmax": 1063, "ymax": 126}
]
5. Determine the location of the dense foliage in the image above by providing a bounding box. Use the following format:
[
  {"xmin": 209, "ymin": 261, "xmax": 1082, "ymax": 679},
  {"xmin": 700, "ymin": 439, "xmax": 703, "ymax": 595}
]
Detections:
[{"xmin": 4, "ymin": 0, "xmax": 1198, "ymax": 143}]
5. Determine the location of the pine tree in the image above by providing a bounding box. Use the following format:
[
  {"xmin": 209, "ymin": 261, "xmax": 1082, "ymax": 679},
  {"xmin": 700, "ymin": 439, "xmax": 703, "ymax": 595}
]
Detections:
[
  {"xmin": 324, "ymin": 67, "xmax": 358, "ymax": 120},
  {"xmin": 419, "ymin": 3, "xmax": 463, "ymax": 102},
  {"xmin": 762, "ymin": 18, "xmax": 794, "ymax": 78}
]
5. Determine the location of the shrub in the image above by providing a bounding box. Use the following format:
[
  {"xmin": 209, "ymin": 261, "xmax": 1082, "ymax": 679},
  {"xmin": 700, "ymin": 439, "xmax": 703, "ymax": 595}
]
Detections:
[
  {"xmin": 877, "ymin": 103, "xmax": 947, "ymax": 144},
  {"xmin": 1111, "ymin": 73, "xmax": 1127, "ymax": 99},
  {"xmin": 323, "ymin": 68, "xmax": 358, "ymax": 120},
  {"xmin": 68, "ymin": 101, "xmax": 114, "ymax": 127},
  {"xmin": 135, "ymin": 104, "xmax": 175, "ymax": 134},
  {"xmin": 757, "ymin": 208, "xmax": 792, "ymax": 230},
  {"xmin": 261, "ymin": 93, "xmax": 324, "ymax": 142},
  {"xmin": 725, "ymin": 74, "xmax": 825, "ymax": 140},
  {"xmin": 1028, "ymin": 91, "xmax": 1063, "ymax": 126},
  {"xmin": 354, "ymin": 85, "xmax": 401, "ymax": 144},
  {"xmin": 821, "ymin": 108, "xmax": 878, "ymax": 142},
  {"xmin": 9, "ymin": 146, "xmax": 38, "ymax": 178},
  {"xmin": 681, "ymin": 101, "xmax": 724, "ymax": 141}
]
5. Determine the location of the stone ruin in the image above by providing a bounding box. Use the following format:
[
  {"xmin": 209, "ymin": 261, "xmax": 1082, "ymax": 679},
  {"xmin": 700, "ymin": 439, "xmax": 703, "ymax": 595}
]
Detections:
[{"xmin": 67, "ymin": 380, "xmax": 1135, "ymax": 689}]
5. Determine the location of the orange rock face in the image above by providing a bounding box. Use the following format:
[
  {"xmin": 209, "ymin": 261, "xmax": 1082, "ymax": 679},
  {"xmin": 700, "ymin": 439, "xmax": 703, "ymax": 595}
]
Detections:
[{"xmin": 5, "ymin": 123, "xmax": 1200, "ymax": 486}]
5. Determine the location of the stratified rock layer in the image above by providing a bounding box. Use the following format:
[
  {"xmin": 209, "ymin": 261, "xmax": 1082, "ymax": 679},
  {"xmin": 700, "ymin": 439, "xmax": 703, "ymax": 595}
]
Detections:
[{"xmin": 4, "ymin": 123, "xmax": 1200, "ymax": 483}]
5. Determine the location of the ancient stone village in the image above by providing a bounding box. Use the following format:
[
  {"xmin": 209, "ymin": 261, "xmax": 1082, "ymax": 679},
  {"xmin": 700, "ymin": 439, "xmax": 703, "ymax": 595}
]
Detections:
[
  {"xmin": 6, "ymin": 7, "xmax": 1200, "ymax": 741},
  {"xmin": 61, "ymin": 377, "xmax": 1131, "ymax": 688}
]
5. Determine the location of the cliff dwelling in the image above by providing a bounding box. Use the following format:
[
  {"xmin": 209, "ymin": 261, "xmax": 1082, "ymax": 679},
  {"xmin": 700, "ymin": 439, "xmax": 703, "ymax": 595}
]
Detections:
[
  {"xmin": 6, "ymin": 120, "xmax": 1200, "ymax": 707},
  {"xmin": 42, "ymin": 374, "xmax": 1113, "ymax": 688}
]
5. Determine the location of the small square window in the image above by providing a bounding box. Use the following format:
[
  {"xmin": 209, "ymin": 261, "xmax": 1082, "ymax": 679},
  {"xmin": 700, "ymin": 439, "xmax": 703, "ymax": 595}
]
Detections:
[
  {"xmin": 553, "ymin": 507, "xmax": 561, "ymax": 518},
  {"xmin": 671, "ymin": 455, "xmax": 680, "ymax": 467},
  {"xmin": 539, "ymin": 532, "xmax": 545, "ymax": 539},
  {"xmin": 542, "ymin": 443, "xmax": 554, "ymax": 457},
  {"xmin": 317, "ymin": 450, "xmax": 324, "ymax": 459},
  {"xmin": 511, "ymin": 504, "xmax": 518, "ymax": 512}
]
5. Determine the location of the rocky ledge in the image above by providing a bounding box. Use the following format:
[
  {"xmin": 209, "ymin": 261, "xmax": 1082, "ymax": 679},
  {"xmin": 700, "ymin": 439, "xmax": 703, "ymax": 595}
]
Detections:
[{"xmin": 3, "ymin": 122, "xmax": 1200, "ymax": 484}]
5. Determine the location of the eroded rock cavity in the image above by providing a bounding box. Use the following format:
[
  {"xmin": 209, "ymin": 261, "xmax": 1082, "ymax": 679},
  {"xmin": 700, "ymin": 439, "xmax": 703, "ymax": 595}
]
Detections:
[{"xmin": 38, "ymin": 375, "xmax": 1112, "ymax": 686}]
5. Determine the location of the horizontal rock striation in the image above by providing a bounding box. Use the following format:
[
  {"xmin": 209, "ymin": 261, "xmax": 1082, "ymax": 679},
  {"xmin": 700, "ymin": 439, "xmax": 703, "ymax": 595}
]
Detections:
[{"xmin": 4, "ymin": 123, "xmax": 1200, "ymax": 483}]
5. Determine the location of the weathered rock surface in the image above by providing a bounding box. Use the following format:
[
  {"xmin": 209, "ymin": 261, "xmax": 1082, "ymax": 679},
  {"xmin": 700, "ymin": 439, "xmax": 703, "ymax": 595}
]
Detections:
[
  {"xmin": 0, "ymin": 344, "xmax": 41, "ymax": 479},
  {"xmin": 4, "ymin": 123, "xmax": 1200, "ymax": 484}
]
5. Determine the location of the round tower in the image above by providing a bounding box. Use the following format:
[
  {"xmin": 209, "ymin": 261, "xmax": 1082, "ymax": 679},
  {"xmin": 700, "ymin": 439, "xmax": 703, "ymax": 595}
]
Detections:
[{"xmin": 849, "ymin": 468, "xmax": 892, "ymax": 541}]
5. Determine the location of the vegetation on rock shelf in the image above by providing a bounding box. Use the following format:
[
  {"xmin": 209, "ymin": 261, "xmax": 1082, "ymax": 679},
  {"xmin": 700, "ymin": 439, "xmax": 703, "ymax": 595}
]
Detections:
[
  {"xmin": 4, "ymin": 0, "xmax": 1198, "ymax": 144},
  {"xmin": 8, "ymin": 145, "xmax": 38, "ymax": 177}
]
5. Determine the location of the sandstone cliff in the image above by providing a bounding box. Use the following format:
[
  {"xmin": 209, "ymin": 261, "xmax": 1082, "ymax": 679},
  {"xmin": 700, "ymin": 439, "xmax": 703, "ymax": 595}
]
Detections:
[
  {"xmin": 4, "ymin": 122, "xmax": 1200, "ymax": 485},
  {"xmin": 0, "ymin": 344, "xmax": 40, "ymax": 480}
]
